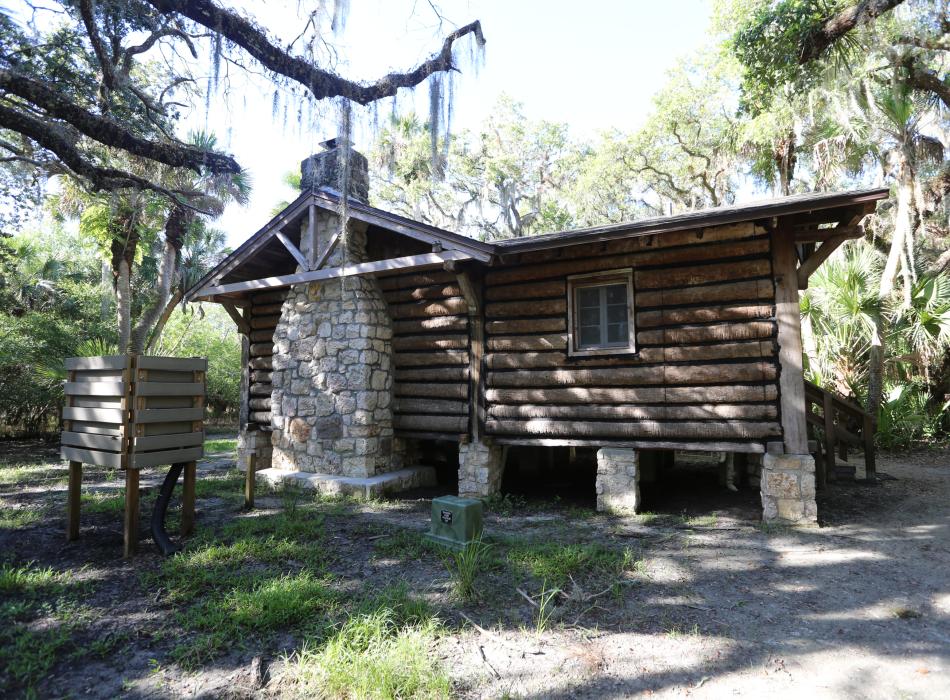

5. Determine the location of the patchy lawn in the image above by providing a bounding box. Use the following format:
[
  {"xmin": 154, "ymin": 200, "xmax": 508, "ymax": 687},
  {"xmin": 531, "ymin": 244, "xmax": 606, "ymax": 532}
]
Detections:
[{"xmin": 0, "ymin": 438, "xmax": 948, "ymax": 698}]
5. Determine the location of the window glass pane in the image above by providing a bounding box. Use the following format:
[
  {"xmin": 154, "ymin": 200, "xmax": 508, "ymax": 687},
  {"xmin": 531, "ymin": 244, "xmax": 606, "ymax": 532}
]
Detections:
[
  {"xmin": 606, "ymin": 321, "xmax": 628, "ymax": 344},
  {"xmin": 579, "ymin": 325, "xmax": 601, "ymax": 347},
  {"xmin": 578, "ymin": 287, "xmax": 600, "ymax": 309},
  {"xmin": 605, "ymin": 284, "xmax": 627, "ymax": 305},
  {"xmin": 579, "ymin": 307, "xmax": 599, "ymax": 326},
  {"xmin": 606, "ymin": 303, "xmax": 627, "ymax": 324}
]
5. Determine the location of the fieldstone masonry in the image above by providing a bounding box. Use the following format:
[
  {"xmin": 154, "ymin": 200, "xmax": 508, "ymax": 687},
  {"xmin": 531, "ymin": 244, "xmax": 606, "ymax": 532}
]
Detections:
[
  {"xmin": 458, "ymin": 440, "xmax": 505, "ymax": 498},
  {"xmin": 238, "ymin": 428, "xmax": 272, "ymax": 472},
  {"xmin": 270, "ymin": 214, "xmax": 400, "ymax": 478},
  {"xmin": 596, "ymin": 448, "xmax": 640, "ymax": 514},
  {"xmin": 760, "ymin": 453, "xmax": 818, "ymax": 524}
]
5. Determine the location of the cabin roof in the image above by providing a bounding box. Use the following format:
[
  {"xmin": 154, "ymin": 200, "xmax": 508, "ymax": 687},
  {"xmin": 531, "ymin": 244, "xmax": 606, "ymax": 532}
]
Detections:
[
  {"xmin": 185, "ymin": 186, "xmax": 890, "ymax": 302},
  {"xmin": 491, "ymin": 187, "xmax": 890, "ymax": 254}
]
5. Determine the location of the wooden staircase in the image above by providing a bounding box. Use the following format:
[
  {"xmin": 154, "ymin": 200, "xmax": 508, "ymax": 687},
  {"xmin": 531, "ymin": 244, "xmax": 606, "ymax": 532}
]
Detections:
[{"xmin": 805, "ymin": 381, "xmax": 877, "ymax": 489}]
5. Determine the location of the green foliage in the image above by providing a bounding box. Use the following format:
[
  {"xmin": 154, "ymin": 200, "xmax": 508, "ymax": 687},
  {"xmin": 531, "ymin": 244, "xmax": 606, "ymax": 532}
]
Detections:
[
  {"xmin": 506, "ymin": 541, "xmax": 633, "ymax": 589},
  {"xmin": 444, "ymin": 536, "xmax": 492, "ymax": 602}
]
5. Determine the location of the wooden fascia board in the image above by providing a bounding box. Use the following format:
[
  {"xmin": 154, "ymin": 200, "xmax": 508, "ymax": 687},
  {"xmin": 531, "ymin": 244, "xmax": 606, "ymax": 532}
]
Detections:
[
  {"xmin": 194, "ymin": 250, "xmax": 475, "ymax": 298},
  {"xmin": 310, "ymin": 192, "xmax": 495, "ymax": 262},
  {"xmin": 183, "ymin": 193, "xmax": 311, "ymax": 301}
]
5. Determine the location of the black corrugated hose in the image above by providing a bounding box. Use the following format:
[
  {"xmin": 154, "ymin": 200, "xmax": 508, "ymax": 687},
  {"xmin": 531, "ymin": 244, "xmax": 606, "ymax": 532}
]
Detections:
[{"xmin": 151, "ymin": 462, "xmax": 184, "ymax": 556}]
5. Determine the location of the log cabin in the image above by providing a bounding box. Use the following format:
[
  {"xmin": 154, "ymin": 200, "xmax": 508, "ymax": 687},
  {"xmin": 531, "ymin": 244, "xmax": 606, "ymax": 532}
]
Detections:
[{"xmin": 185, "ymin": 139, "xmax": 888, "ymax": 523}]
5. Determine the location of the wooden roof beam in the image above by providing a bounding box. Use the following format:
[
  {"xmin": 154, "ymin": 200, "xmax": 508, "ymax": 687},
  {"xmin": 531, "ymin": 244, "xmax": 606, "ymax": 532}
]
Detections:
[
  {"xmin": 274, "ymin": 230, "xmax": 309, "ymax": 271},
  {"xmin": 194, "ymin": 250, "xmax": 475, "ymax": 299}
]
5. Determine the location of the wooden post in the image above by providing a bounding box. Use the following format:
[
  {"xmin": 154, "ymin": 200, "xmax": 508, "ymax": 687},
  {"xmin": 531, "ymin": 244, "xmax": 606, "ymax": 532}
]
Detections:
[
  {"xmin": 123, "ymin": 468, "xmax": 139, "ymax": 558},
  {"xmin": 862, "ymin": 413, "xmax": 877, "ymax": 481},
  {"xmin": 66, "ymin": 461, "xmax": 82, "ymax": 541},
  {"xmin": 822, "ymin": 392, "xmax": 836, "ymax": 482},
  {"xmin": 245, "ymin": 452, "xmax": 256, "ymax": 509},
  {"xmin": 772, "ymin": 227, "xmax": 809, "ymax": 454},
  {"xmin": 181, "ymin": 461, "xmax": 197, "ymax": 536}
]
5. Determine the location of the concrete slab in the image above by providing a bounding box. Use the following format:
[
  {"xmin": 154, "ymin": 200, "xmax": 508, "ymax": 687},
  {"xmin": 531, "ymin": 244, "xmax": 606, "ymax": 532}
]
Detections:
[{"xmin": 252, "ymin": 465, "xmax": 437, "ymax": 499}]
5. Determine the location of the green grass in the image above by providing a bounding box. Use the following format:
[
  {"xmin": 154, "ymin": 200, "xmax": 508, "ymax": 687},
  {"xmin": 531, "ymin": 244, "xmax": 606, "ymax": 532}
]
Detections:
[
  {"xmin": 193, "ymin": 469, "xmax": 246, "ymax": 501},
  {"xmin": 0, "ymin": 462, "xmax": 69, "ymax": 487},
  {"xmin": 444, "ymin": 536, "xmax": 492, "ymax": 602},
  {"xmin": 373, "ymin": 529, "xmax": 440, "ymax": 559},
  {"xmin": 147, "ymin": 508, "xmax": 335, "ymax": 668},
  {"xmin": 507, "ymin": 541, "xmax": 636, "ymax": 588},
  {"xmin": 203, "ymin": 437, "xmax": 237, "ymax": 454},
  {"xmin": 80, "ymin": 489, "xmax": 125, "ymax": 515},
  {"xmin": 0, "ymin": 502, "xmax": 47, "ymax": 529},
  {"xmin": 282, "ymin": 586, "xmax": 449, "ymax": 699},
  {"xmin": 0, "ymin": 563, "xmax": 86, "ymax": 697}
]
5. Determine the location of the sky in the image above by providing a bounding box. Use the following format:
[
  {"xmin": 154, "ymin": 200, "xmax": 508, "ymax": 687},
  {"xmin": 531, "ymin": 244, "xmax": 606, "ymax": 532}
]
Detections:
[{"xmin": 190, "ymin": 0, "xmax": 717, "ymax": 248}]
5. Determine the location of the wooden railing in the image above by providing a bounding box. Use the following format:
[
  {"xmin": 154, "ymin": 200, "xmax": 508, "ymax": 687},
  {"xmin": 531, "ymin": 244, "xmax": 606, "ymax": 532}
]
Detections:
[{"xmin": 804, "ymin": 381, "xmax": 876, "ymax": 488}]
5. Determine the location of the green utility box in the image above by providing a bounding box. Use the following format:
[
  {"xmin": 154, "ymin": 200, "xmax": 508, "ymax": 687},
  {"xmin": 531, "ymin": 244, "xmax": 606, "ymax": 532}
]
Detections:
[{"xmin": 425, "ymin": 495, "xmax": 483, "ymax": 549}]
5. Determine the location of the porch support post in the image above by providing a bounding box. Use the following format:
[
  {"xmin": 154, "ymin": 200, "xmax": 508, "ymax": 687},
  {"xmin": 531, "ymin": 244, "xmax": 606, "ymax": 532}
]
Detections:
[
  {"xmin": 596, "ymin": 448, "xmax": 639, "ymax": 515},
  {"xmin": 764, "ymin": 227, "xmax": 817, "ymax": 524}
]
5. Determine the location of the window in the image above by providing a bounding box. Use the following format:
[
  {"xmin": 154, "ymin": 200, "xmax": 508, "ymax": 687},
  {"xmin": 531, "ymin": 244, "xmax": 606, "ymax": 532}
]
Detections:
[{"xmin": 567, "ymin": 270, "xmax": 635, "ymax": 356}]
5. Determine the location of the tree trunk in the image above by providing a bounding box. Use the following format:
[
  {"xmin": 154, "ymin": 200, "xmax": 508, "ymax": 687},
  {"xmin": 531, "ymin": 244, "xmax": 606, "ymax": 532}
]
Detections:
[
  {"xmin": 116, "ymin": 258, "xmax": 132, "ymax": 353},
  {"xmin": 145, "ymin": 288, "xmax": 184, "ymax": 352},
  {"xmin": 129, "ymin": 239, "xmax": 177, "ymax": 353},
  {"xmin": 100, "ymin": 259, "xmax": 112, "ymax": 321}
]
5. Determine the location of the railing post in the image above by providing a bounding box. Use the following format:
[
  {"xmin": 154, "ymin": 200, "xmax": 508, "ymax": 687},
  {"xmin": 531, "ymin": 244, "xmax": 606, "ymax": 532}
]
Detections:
[
  {"xmin": 822, "ymin": 392, "xmax": 836, "ymax": 482},
  {"xmin": 862, "ymin": 413, "xmax": 877, "ymax": 481}
]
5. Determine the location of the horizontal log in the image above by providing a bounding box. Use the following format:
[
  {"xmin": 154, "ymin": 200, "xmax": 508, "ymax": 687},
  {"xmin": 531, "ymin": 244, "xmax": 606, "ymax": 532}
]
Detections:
[
  {"xmin": 393, "ymin": 398, "xmax": 469, "ymax": 415},
  {"xmin": 485, "ymin": 298, "xmax": 566, "ymax": 318},
  {"xmin": 393, "ymin": 316, "xmax": 467, "ymax": 335},
  {"xmin": 383, "ymin": 284, "xmax": 461, "ymax": 303},
  {"xmin": 377, "ymin": 270, "xmax": 456, "ymax": 291},
  {"xmin": 486, "ymin": 341, "xmax": 774, "ymax": 369},
  {"xmin": 248, "ymin": 356, "xmax": 273, "ymax": 370},
  {"xmin": 487, "ymin": 334, "xmax": 568, "ymax": 352},
  {"xmin": 250, "ymin": 411, "xmax": 272, "ymax": 423},
  {"xmin": 250, "ymin": 315, "xmax": 280, "ymax": 330},
  {"xmin": 485, "ymin": 279, "xmax": 566, "ymax": 302},
  {"xmin": 512, "ymin": 222, "xmax": 759, "ymax": 264},
  {"xmin": 394, "ymin": 430, "xmax": 466, "ymax": 442},
  {"xmin": 638, "ymin": 322, "xmax": 774, "ymax": 346},
  {"xmin": 249, "ymin": 343, "xmax": 274, "ymax": 357},
  {"xmin": 394, "ymin": 382, "xmax": 468, "ymax": 399},
  {"xmin": 250, "ymin": 370, "xmax": 273, "ymax": 383},
  {"xmin": 394, "ymin": 350, "xmax": 468, "ymax": 367},
  {"xmin": 488, "ymin": 362, "xmax": 775, "ymax": 388},
  {"xmin": 485, "ymin": 418, "xmax": 780, "ymax": 439},
  {"xmin": 250, "ymin": 382, "xmax": 272, "ymax": 396},
  {"xmin": 492, "ymin": 437, "xmax": 766, "ymax": 453},
  {"xmin": 486, "ymin": 237, "xmax": 769, "ymax": 285},
  {"xmin": 485, "ymin": 317, "xmax": 566, "ymax": 335},
  {"xmin": 248, "ymin": 398, "xmax": 272, "ymax": 410},
  {"xmin": 394, "ymin": 414, "xmax": 469, "ymax": 433},
  {"xmin": 638, "ymin": 304, "xmax": 773, "ymax": 328},
  {"xmin": 249, "ymin": 290, "xmax": 288, "ymax": 304},
  {"xmin": 485, "ymin": 384, "xmax": 778, "ymax": 405},
  {"xmin": 250, "ymin": 329, "xmax": 276, "ymax": 342},
  {"xmin": 635, "ymin": 259, "xmax": 771, "ymax": 291},
  {"xmin": 251, "ymin": 302, "xmax": 284, "ymax": 315},
  {"xmin": 392, "ymin": 334, "xmax": 469, "ymax": 351},
  {"xmin": 488, "ymin": 403, "xmax": 778, "ymax": 421},
  {"xmin": 390, "ymin": 296, "xmax": 469, "ymax": 319},
  {"xmin": 637, "ymin": 279, "xmax": 774, "ymax": 308},
  {"xmin": 395, "ymin": 367, "xmax": 469, "ymax": 382}
]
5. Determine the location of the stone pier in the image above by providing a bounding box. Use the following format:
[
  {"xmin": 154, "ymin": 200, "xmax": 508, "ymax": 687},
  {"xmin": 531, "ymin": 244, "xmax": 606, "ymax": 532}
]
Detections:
[
  {"xmin": 458, "ymin": 440, "xmax": 505, "ymax": 498},
  {"xmin": 760, "ymin": 453, "xmax": 818, "ymax": 524},
  {"xmin": 596, "ymin": 448, "xmax": 640, "ymax": 514}
]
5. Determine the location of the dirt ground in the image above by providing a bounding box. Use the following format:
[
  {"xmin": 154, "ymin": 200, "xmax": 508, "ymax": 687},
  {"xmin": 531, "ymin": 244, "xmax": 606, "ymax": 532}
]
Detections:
[{"xmin": 1, "ymin": 440, "xmax": 948, "ymax": 699}]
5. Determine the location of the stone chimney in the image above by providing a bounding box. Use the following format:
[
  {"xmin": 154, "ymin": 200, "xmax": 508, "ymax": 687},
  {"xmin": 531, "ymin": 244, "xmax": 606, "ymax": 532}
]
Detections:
[
  {"xmin": 300, "ymin": 138, "xmax": 369, "ymax": 202},
  {"xmin": 270, "ymin": 140, "xmax": 401, "ymax": 479}
]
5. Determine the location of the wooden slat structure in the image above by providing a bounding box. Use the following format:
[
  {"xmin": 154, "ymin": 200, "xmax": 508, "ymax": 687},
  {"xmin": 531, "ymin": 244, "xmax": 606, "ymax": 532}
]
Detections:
[{"xmin": 61, "ymin": 354, "xmax": 205, "ymax": 556}]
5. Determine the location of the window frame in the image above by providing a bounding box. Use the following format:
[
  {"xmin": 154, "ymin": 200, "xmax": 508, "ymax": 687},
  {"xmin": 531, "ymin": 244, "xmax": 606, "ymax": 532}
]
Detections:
[{"xmin": 566, "ymin": 268, "xmax": 636, "ymax": 357}]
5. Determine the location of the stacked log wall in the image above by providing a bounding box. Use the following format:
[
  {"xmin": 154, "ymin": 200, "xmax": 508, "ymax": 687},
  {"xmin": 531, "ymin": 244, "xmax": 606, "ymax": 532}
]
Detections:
[
  {"xmin": 245, "ymin": 289, "xmax": 287, "ymax": 429},
  {"xmin": 378, "ymin": 270, "xmax": 471, "ymax": 440},
  {"xmin": 482, "ymin": 222, "xmax": 782, "ymax": 452}
]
